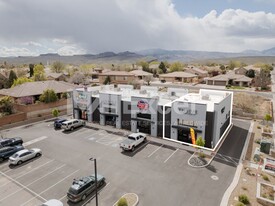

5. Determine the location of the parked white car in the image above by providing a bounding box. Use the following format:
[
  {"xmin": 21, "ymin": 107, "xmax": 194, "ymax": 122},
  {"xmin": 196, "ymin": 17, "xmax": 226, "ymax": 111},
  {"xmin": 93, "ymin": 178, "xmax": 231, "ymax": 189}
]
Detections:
[
  {"xmin": 9, "ymin": 148, "xmax": 42, "ymax": 165},
  {"xmin": 61, "ymin": 119, "xmax": 85, "ymax": 131}
]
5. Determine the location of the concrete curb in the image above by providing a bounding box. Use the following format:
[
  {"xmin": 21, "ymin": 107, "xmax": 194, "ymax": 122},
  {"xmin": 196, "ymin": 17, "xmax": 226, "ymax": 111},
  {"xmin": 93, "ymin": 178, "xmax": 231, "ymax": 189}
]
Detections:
[
  {"xmin": 187, "ymin": 151, "xmax": 215, "ymax": 168},
  {"xmin": 113, "ymin": 193, "xmax": 139, "ymax": 206},
  {"xmin": 220, "ymin": 163, "xmax": 243, "ymax": 206},
  {"xmin": 219, "ymin": 120, "xmax": 255, "ymax": 206}
]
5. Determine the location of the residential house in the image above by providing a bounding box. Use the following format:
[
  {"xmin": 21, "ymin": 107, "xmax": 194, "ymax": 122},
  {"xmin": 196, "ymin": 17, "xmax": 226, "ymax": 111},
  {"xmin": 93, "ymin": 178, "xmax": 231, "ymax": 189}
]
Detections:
[
  {"xmin": 205, "ymin": 71, "xmax": 252, "ymax": 87},
  {"xmin": 129, "ymin": 70, "xmax": 153, "ymax": 80},
  {"xmin": 159, "ymin": 72, "xmax": 198, "ymax": 83},
  {"xmin": 234, "ymin": 67, "xmax": 247, "ymax": 75},
  {"xmin": 185, "ymin": 66, "xmax": 208, "ymax": 78},
  {"xmin": 0, "ymin": 80, "xmax": 77, "ymax": 104},
  {"xmin": 98, "ymin": 71, "xmax": 135, "ymax": 85},
  {"xmin": 46, "ymin": 73, "xmax": 67, "ymax": 81}
]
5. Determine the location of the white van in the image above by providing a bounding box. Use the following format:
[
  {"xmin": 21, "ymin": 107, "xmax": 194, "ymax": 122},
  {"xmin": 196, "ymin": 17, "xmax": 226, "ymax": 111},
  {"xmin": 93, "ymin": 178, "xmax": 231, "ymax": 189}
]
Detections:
[{"xmin": 61, "ymin": 119, "xmax": 85, "ymax": 131}]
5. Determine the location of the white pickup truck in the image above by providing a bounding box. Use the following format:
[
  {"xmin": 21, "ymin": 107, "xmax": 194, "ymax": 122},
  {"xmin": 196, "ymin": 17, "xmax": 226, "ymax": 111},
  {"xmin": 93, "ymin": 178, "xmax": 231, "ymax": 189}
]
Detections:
[{"xmin": 120, "ymin": 133, "xmax": 147, "ymax": 151}]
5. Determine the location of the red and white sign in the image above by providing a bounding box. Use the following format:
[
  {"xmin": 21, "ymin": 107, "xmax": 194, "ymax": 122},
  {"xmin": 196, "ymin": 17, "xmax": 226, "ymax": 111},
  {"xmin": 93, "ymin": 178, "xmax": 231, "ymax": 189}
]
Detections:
[{"xmin": 137, "ymin": 100, "xmax": 149, "ymax": 110}]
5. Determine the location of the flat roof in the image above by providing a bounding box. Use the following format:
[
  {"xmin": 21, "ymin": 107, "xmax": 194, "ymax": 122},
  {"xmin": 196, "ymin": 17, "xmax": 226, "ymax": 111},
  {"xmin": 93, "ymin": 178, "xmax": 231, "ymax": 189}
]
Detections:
[{"xmin": 75, "ymin": 85, "xmax": 231, "ymax": 109}]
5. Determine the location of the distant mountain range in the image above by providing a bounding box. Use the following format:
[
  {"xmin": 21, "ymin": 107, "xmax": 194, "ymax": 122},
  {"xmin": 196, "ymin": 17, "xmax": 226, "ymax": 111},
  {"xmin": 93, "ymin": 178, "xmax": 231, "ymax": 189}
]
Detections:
[{"xmin": 1, "ymin": 47, "xmax": 275, "ymax": 65}]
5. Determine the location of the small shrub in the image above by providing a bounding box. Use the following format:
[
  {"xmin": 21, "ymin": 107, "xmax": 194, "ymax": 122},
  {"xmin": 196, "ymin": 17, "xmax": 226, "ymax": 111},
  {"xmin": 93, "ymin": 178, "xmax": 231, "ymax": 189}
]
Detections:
[
  {"xmin": 37, "ymin": 114, "xmax": 42, "ymax": 117},
  {"xmin": 199, "ymin": 152, "xmax": 206, "ymax": 158},
  {"xmin": 235, "ymin": 202, "xmax": 245, "ymax": 206},
  {"xmin": 262, "ymin": 174, "xmax": 270, "ymax": 181},
  {"xmin": 257, "ymin": 126, "xmax": 261, "ymax": 129},
  {"xmin": 241, "ymin": 186, "xmax": 248, "ymax": 191},
  {"xmin": 262, "ymin": 193, "xmax": 267, "ymax": 198},
  {"xmin": 255, "ymin": 139, "xmax": 261, "ymax": 144},
  {"xmin": 117, "ymin": 197, "xmax": 128, "ymax": 206},
  {"xmin": 238, "ymin": 194, "xmax": 249, "ymax": 205}
]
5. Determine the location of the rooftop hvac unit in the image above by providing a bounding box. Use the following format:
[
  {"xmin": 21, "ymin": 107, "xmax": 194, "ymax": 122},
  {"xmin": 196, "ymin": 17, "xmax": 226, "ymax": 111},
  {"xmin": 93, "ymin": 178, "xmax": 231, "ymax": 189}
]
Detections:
[
  {"xmin": 201, "ymin": 95, "xmax": 210, "ymax": 100},
  {"xmin": 171, "ymin": 91, "xmax": 176, "ymax": 96},
  {"xmin": 140, "ymin": 90, "xmax": 147, "ymax": 94}
]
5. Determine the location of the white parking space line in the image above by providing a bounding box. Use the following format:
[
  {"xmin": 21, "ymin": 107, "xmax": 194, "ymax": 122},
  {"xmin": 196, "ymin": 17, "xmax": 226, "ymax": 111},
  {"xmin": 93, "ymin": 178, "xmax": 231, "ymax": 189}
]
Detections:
[
  {"xmin": 164, "ymin": 149, "xmax": 178, "ymax": 163},
  {"xmin": 0, "ymin": 159, "xmax": 55, "ymax": 188},
  {"xmin": 81, "ymin": 182, "xmax": 111, "ymax": 206},
  {"xmin": 132, "ymin": 141, "xmax": 150, "ymax": 154},
  {"xmin": 15, "ymin": 159, "xmax": 55, "ymax": 179},
  {"xmin": 0, "ymin": 164, "xmax": 66, "ymax": 202},
  {"xmin": 147, "ymin": 145, "xmax": 163, "ymax": 158},
  {"xmin": 21, "ymin": 169, "xmax": 80, "ymax": 206},
  {"xmin": 23, "ymin": 136, "xmax": 48, "ymax": 147},
  {"xmin": 0, "ymin": 171, "xmax": 47, "ymax": 202}
]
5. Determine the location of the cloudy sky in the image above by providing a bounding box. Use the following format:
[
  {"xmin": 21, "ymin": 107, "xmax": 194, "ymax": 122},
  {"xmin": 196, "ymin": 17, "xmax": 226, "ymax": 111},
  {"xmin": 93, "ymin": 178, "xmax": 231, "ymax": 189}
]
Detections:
[{"xmin": 0, "ymin": 0, "xmax": 275, "ymax": 56}]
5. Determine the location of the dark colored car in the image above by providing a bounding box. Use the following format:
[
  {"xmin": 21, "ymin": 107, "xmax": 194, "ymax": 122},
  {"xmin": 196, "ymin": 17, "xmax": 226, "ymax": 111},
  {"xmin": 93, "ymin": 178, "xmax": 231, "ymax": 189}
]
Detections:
[
  {"xmin": 67, "ymin": 174, "xmax": 105, "ymax": 202},
  {"xmin": 0, "ymin": 137, "xmax": 23, "ymax": 148},
  {"xmin": 54, "ymin": 118, "xmax": 67, "ymax": 129},
  {"xmin": 0, "ymin": 145, "xmax": 24, "ymax": 162}
]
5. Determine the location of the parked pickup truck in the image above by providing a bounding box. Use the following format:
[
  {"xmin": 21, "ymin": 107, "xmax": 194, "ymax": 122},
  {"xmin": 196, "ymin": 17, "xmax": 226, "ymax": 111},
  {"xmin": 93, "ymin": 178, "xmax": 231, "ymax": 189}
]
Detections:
[{"xmin": 120, "ymin": 133, "xmax": 147, "ymax": 151}]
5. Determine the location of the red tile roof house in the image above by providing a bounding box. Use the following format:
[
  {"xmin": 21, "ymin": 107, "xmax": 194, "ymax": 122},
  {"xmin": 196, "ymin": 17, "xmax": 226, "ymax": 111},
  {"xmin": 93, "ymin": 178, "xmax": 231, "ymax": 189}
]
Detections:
[{"xmin": 0, "ymin": 80, "xmax": 78, "ymax": 118}]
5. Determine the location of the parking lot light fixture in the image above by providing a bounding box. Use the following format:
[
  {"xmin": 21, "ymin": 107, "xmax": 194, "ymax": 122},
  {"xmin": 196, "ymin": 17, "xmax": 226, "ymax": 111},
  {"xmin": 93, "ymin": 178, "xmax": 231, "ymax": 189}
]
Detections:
[{"xmin": 89, "ymin": 157, "xmax": 98, "ymax": 206}]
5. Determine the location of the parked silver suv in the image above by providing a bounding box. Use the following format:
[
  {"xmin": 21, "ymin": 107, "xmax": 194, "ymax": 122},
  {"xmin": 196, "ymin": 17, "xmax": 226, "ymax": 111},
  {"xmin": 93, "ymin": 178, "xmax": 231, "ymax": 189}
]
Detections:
[{"xmin": 61, "ymin": 119, "xmax": 85, "ymax": 131}]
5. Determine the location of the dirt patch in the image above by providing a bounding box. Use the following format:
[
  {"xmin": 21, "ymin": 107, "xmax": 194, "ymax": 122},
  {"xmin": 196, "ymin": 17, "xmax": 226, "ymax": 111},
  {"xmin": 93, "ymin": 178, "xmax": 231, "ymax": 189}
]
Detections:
[
  {"xmin": 228, "ymin": 120, "xmax": 275, "ymax": 206},
  {"xmin": 233, "ymin": 93, "xmax": 272, "ymax": 116}
]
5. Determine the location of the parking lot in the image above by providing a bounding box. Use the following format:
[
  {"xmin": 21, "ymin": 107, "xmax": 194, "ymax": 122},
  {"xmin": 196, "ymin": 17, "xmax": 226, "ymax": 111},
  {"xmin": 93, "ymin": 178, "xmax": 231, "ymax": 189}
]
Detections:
[{"xmin": 0, "ymin": 119, "xmax": 250, "ymax": 206}]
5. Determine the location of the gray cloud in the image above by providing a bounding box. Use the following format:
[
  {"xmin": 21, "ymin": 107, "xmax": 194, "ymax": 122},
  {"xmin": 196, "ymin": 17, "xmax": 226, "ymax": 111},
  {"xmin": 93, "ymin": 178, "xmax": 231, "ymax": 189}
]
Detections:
[{"xmin": 0, "ymin": 0, "xmax": 275, "ymax": 56}]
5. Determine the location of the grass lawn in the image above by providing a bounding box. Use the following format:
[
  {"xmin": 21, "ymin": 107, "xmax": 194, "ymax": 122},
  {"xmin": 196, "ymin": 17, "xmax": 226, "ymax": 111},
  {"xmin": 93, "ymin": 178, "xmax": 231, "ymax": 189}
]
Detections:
[{"xmin": 226, "ymin": 86, "xmax": 245, "ymax": 89}]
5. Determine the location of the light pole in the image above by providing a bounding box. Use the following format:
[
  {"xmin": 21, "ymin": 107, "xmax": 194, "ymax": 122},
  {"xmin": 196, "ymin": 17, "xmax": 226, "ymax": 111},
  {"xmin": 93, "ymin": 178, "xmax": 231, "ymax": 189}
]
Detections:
[{"xmin": 89, "ymin": 157, "xmax": 98, "ymax": 206}]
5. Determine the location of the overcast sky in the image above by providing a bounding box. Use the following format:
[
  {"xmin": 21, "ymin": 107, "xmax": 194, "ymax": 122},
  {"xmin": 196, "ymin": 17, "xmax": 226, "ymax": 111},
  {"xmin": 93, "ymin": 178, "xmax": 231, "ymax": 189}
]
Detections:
[{"xmin": 0, "ymin": 0, "xmax": 275, "ymax": 56}]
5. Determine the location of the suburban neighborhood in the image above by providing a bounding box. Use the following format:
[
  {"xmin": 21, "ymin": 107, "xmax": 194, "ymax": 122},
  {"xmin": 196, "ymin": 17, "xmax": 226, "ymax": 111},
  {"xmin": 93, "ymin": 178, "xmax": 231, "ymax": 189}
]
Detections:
[{"xmin": 1, "ymin": 1, "xmax": 275, "ymax": 206}]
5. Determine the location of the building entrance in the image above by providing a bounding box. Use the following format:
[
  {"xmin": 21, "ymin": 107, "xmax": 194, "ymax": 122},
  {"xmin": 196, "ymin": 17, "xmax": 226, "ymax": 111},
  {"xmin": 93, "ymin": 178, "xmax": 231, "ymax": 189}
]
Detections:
[
  {"xmin": 105, "ymin": 115, "xmax": 116, "ymax": 126},
  {"xmin": 137, "ymin": 120, "xmax": 151, "ymax": 134},
  {"xmin": 177, "ymin": 127, "xmax": 196, "ymax": 144}
]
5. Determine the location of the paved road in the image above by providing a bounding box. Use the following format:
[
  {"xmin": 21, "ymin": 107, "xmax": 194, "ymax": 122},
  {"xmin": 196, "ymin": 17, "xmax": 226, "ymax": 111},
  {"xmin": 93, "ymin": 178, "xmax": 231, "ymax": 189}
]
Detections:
[{"xmin": 0, "ymin": 118, "xmax": 250, "ymax": 206}]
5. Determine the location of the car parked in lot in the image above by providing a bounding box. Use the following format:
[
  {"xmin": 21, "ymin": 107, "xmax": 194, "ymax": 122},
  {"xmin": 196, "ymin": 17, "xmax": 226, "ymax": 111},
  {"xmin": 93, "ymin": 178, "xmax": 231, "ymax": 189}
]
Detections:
[
  {"xmin": 61, "ymin": 119, "xmax": 85, "ymax": 131},
  {"xmin": 0, "ymin": 145, "xmax": 24, "ymax": 162},
  {"xmin": 54, "ymin": 118, "xmax": 67, "ymax": 129},
  {"xmin": 67, "ymin": 174, "xmax": 105, "ymax": 202},
  {"xmin": 9, "ymin": 148, "xmax": 42, "ymax": 165},
  {"xmin": 42, "ymin": 199, "xmax": 63, "ymax": 206},
  {"xmin": 120, "ymin": 132, "xmax": 147, "ymax": 151},
  {"xmin": 0, "ymin": 137, "xmax": 23, "ymax": 148}
]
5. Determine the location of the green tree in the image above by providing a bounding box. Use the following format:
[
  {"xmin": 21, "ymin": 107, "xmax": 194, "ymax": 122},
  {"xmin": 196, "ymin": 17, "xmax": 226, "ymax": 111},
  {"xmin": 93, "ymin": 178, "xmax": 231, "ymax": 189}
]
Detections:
[
  {"xmin": 264, "ymin": 114, "xmax": 272, "ymax": 126},
  {"xmin": 33, "ymin": 64, "xmax": 46, "ymax": 81},
  {"xmin": 137, "ymin": 61, "xmax": 149, "ymax": 71},
  {"xmin": 219, "ymin": 65, "xmax": 226, "ymax": 71},
  {"xmin": 103, "ymin": 76, "xmax": 111, "ymax": 85},
  {"xmin": 7, "ymin": 70, "xmax": 17, "ymax": 88},
  {"xmin": 228, "ymin": 60, "xmax": 236, "ymax": 70},
  {"xmin": 52, "ymin": 108, "xmax": 60, "ymax": 118},
  {"xmin": 254, "ymin": 69, "xmax": 271, "ymax": 90},
  {"xmin": 245, "ymin": 69, "xmax": 255, "ymax": 78},
  {"xmin": 12, "ymin": 77, "xmax": 33, "ymax": 87},
  {"xmin": 169, "ymin": 62, "xmax": 184, "ymax": 72},
  {"xmin": 51, "ymin": 61, "xmax": 65, "ymax": 73},
  {"xmin": 0, "ymin": 96, "xmax": 14, "ymax": 115},
  {"xmin": 261, "ymin": 64, "xmax": 273, "ymax": 72},
  {"xmin": 117, "ymin": 197, "xmax": 128, "ymax": 206},
  {"xmin": 159, "ymin": 61, "xmax": 167, "ymax": 73},
  {"xmin": 39, "ymin": 89, "xmax": 58, "ymax": 103},
  {"xmin": 29, "ymin": 64, "xmax": 34, "ymax": 77},
  {"xmin": 196, "ymin": 136, "xmax": 205, "ymax": 157}
]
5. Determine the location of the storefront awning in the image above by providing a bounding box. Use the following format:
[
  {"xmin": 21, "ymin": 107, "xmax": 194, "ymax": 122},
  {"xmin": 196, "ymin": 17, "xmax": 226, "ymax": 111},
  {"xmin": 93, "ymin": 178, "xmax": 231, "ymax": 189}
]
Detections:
[
  {"xmin": 131, "ymin": 117, "xmax": 154, "ymax": 124},
  {"xmin": 100, "ymin": 112, "xmax": 119, "ymax": 117},
  {"xmin": 172, "ymin": 125, "xmax": 202, "ymax": 133}
]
